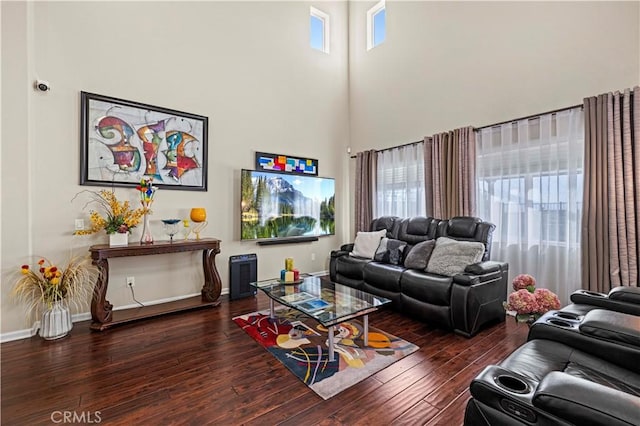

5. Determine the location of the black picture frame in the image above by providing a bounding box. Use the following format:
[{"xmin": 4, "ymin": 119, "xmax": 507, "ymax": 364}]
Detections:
[
  {"xmin": 255, "ymin": 152, "xmax": 318, "ymax": 176},
  {"xmin": 80, "ymin": 91, "xmax": 208, "ymax": 191}
]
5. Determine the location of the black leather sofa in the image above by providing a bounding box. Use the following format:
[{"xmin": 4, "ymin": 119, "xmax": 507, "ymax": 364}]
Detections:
[
  {"xmin": 464, "ymin": 288, "xmax": 640, "ymax": 426},
  {"xmin": 329, "ymin": 216, "xmax": 509, "ymax": 337}
]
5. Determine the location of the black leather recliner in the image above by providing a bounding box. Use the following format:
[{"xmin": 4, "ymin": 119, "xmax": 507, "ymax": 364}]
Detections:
[
  {"xmin": 562, "ymin": 285, "xmax": 640, "ymax": 317},
  {"xmin": 329, "ymin": 216, "xmax": 509, "ymax": 337},
  {"xmin": 464, "ymin": 287, "xmax": 640, "ymax": 426},
  {"xmin": 465, "ymin": 336, "xmax": 640, "ymax": 426}
]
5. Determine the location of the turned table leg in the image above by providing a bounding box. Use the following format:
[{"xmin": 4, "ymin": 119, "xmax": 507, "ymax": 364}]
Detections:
[
  {"xmin": 201, "ymin": 248, "xmax": 222, "ymax": 305},
  {"xmin": 90, "ymin": 258, "xmax": 113, "ymax": 330}
]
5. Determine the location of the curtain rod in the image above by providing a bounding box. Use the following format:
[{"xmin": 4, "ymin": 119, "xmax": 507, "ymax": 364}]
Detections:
[
  {"xmin": 349, "ymin": 104, "xmax": 581, "ymax": 159},
  {"xmin": 475, "ymin": 102, "xmax": 583, "ymax": 130},
  {"xmin": 350, "ymin": 93, "xmax": 634, "ymax": 159},
  {"xmin": 349, "ymin": 139, "xmax": 423, "ymax": 159}
]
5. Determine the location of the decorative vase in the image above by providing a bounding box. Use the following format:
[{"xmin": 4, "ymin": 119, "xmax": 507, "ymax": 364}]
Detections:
[
  {"xmin": 39, "ymin": 300, "xmax": 72, "ymax": 340},
  {"xmin": 140, "ymin": 212, "xmax": 153, "ymax": 244},
  {"xmin": 190, "ymin": 207, "xmax": 207, "ymax": 222},
  {"xmin": 109, "ymin": 232, "xmax": 128, "ymax": 247},
  {"xmin": 190, "ymin": 208, "xmax": 208, "ymax": 240}
]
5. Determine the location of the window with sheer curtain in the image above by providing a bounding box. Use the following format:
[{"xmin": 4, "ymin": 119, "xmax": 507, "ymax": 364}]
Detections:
[
  {"xmin": 375, "ymin": 143, "xmax": 426, "ymax": 218},
  {"xmin": 476, "ymin": 108, "xmax": 584, "ymax": 304}
]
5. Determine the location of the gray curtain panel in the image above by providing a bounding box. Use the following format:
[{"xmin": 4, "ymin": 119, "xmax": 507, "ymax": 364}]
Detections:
[
  {"xmin": 582, "ymin": 86, "xmax": 639, "ymax": 292},
  {"xmin": 355, "ymin": 150, "xmax": 377, "ymax": 233},
  {"xmin": 424, "ymin": 126, "xmax": 476, "ymax": 219}
]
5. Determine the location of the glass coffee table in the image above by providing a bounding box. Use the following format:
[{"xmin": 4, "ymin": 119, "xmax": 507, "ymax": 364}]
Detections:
[{"xmin": 250, "ymin": 275, "xmax": 391, "ymax": 361}]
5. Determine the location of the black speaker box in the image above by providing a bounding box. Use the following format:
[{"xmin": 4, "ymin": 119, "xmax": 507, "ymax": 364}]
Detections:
[{"xmin": 229, "ymin": 253, "xmax": 257, "ymax": 300}]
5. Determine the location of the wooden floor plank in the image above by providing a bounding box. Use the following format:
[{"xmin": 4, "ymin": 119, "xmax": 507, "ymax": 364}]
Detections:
[
  {"xmin": 1, "ymin": 292, "xmax": 528, "ymax": 425},
  {"xmin": 425, "ymin": 389, "xmax": 473, "ymax": 426},
  {"xmin": 391, "ymin": 400, "xmax": 440, "ymax": 426}
]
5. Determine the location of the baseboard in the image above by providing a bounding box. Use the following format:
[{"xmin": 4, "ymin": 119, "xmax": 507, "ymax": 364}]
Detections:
[
  {"xmin": 1, "ymin": 289, "xmax": 231, "ymax": 343},
  {"xmin": 0, "ymin": 325, "xmax": 39, "ymax": 343},
  {"xmin": 114, "ymin": 292, "xmax": 201, "ymax": 311}
]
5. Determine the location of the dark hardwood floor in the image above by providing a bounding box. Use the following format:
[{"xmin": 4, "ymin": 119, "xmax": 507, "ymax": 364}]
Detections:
[{"xmin": 1, "ymin": 293, "xmax": 528, "ymax": 425}]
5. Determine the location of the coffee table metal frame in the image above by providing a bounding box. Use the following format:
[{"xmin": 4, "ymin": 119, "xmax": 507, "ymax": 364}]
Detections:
[{"xmin": 250, "ymin": 275, "xmax": 391, "ymax": 362}]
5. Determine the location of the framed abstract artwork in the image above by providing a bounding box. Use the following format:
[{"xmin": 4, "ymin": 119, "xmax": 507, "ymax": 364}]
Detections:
[
  {"xmin": 255, "ymin": 152, "xmax": 318, "ymax": 176},
  {"xmin": 80, "ymin": 91, "xmax": 208, "ymax": 191}
]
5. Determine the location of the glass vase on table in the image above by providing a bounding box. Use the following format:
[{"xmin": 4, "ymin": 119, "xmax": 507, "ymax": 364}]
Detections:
[
  {"xmin": 137, "ymin": 178, "xmax": 157, "ymax": 244},
  {"xmin": 162, "ymin": 219, "xmax": 181, "ymax": 243},
  {"xmin": 140, "ymin": 211, "xmax": 153, "ymax": 244}
]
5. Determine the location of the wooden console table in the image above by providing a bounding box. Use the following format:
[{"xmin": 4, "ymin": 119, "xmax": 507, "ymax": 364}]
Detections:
[{"xmin": 89, "ymin": 238, "xmax": 222, "ymax": 331}]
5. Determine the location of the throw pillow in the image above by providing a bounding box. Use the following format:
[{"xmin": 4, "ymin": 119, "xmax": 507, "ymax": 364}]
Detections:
[
  {"xmin": 374, "ymin": 237, "xmax": 389, "ymax": 260},
  {"xmin": 403, "ymin": 239, "xmax": 436, "ymax": 270},
  {"xmin": 426, "ymin": 237, "xmax": 485, "ymax": 277},
  {"xmin": 373, "ymin": 238, "xmax": 407, "ymax": 265},
  {"xmin": 349, "ymin": 229, "xmax": 387, "ymax": 259}
]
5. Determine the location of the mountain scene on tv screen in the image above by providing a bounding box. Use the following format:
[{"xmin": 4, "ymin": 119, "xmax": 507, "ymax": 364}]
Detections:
[{"xmin": 241, "ymin": 170, "xmax": 335, "ymax": 240}]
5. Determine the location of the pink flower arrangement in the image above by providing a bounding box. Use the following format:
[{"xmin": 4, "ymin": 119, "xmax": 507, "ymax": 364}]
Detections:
[
  {"xmin": 506, "ymin": 290, "xmax": 539, "ymax": 316},
  {"xmin": 535, "ymin": 288, "xmax": 561, "ymax": 312},
  {"xmin": 512, "ymin": 273, "xmax": 536, "ymax": 291},
  {"xmin": 504, "ymin": 275, "xmax": 561, "ymax": 323}
]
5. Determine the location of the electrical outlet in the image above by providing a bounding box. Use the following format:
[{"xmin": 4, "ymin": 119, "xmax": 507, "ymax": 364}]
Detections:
[
  {"xmin": 126, "ymin": 276, "xmax": 135, "ymax": 287},
  {"xmin": 311, "ymin": 253, "xmax": 316, "ymax": 261},
  {"xmin": 75, "ymin": 219, "xmax": 85, "ymax": 230}
]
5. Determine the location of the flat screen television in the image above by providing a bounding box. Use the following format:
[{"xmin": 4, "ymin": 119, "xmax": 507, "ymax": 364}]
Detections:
[{"xmin": 241, "ymin": 169, "xmax": 335, "ymax": 242}]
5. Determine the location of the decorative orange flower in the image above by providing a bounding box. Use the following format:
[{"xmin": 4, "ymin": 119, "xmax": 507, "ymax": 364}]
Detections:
[{"xmin": 13, "ymin": 256, "xmax": 99, "ymax": 311}]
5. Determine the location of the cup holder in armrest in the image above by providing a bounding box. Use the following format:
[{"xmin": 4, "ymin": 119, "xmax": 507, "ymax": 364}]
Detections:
[
  {"xmin": 494, "ymin": 375, "xmax": 530, "ymax": 394},
  {"xmin": 547, "ymin": 318, "xmax": 574, "ymax": 328},
  {"xmin": 554, "ymin": 312, "xmax": 581, "ymax": 321}
]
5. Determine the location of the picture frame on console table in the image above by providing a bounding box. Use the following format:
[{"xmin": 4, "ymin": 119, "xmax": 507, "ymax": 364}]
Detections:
[{"xmin": 80, "ymin": 91, "xmax": 208, "ymax": 191}]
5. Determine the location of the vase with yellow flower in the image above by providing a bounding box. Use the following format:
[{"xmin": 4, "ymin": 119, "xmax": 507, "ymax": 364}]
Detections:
[
  {"xmin": 13, "ymin": 256, "xmax": 99, "ymax": 340},
  {"xmin": 73, "ymin": 188, "xmax": 146, "ymax": 247}
]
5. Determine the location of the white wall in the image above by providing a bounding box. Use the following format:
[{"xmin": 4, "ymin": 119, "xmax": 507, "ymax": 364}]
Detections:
[
  {"xmin": 1, "ymin": 1, "xmax": 350, "ymax": 335},
  {"xmin": 3, "ymin": 1, "xmax": 639, "ymax": 337},
  {"xmin": 345, "ymin": 0, "xmax": 639, "ymax": 237},
  {"xmin": 349, "ymin": 1, "xmax": 640, "ymax": 152}
]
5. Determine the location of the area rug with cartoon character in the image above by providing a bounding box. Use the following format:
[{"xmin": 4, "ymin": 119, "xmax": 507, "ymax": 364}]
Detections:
[{"xmin": 232, "ymin": 309, "xmax": 419, "ymax": 400}]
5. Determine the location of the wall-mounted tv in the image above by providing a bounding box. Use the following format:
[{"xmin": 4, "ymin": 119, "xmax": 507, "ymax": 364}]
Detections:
[{"xmin": 241, "ymin": 169, "xmax": 335, "ymax": 242}]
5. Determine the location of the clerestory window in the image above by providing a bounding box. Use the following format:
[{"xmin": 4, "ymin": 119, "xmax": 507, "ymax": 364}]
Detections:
[
  {"xmin": 367, "ymin": 0, "xmax": 386, "ymax": 50},
  {"xmin": 310, "ymin": 6, "xmax": 330, "ymax": 54}
]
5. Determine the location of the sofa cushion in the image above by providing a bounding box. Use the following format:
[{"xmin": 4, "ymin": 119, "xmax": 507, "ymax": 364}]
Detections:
[
  {"xmin": 401, "ymin": 269, "xmax": 453, "ymax": 306},
  {"xmin": 374, "ymin": 238, "xmax": 407, "ymax": 265},
  {"xmin": 437, "ymin": 217, "xmax": 495, "ymax": 261},
  {"xmin": 403, "ymin": 239, "xmax": 436, "ymax": 270},
  {"xmin": 363, "ymin": 262, "xmax": 404, "ymax": 293},
  {"xmin": 350, "ymin": 229, "xmax": 386, "ymax": 259},
  {"xmin": 370, "ymin": 216, "xmax": 401, "ymax": 239},
  {"xmin": 335, "ymin": 255, "xmax": 371, "ymax": 281},
  {"xmin": 426, "ymin": 237, "xmax": 485, "ymax": 277},
  {"xmin": 398, "ymin": 217, "xmax": 439, "ymax": 244}
]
